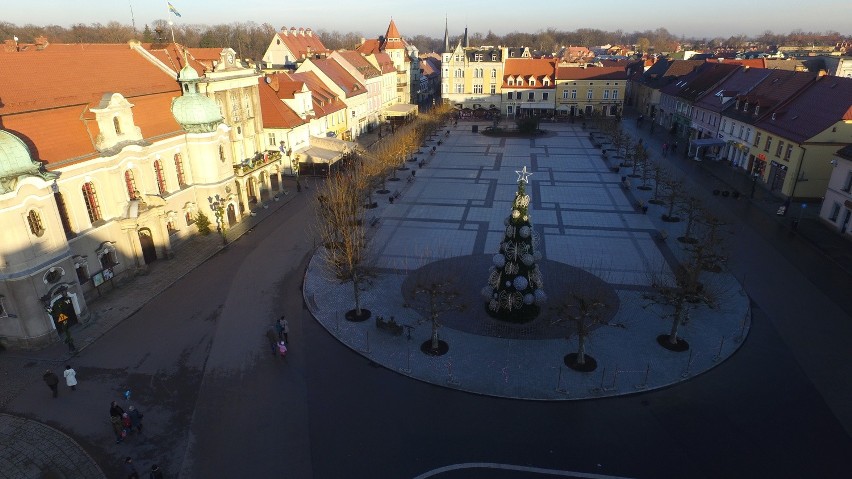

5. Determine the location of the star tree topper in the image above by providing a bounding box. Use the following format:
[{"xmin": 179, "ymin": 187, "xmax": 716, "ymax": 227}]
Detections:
[{"xmin": 516, "ymin": 166, "xmax": 533, "ymax": 184}]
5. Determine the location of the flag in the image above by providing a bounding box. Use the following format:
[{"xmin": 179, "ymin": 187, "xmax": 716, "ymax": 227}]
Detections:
[{"xmin": 168, "ymin": 2, "xmax": 182, "ymax": 17}]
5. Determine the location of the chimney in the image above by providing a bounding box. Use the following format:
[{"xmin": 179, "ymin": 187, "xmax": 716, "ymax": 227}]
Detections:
[
  {"xmin": 282, "ymin": 26, "xmax": 288, "ymax": 35},
  {"xmin": 35, "ymin": 36, "xmax": 49, "ymax": 50},
  {"xmin": 360, "ymin": 37, "xmax": 365, "ymax": 45},
  {"xmin": 290, "ymin": 27, "xmax": 297, "ymax": 35},
  {"xmin": 305, "ymin": 28, "xmax": 312, "ymax": 37},
  {"xmin": 298, "ymin": 28, "xmax": 304, "ymax": 36}
]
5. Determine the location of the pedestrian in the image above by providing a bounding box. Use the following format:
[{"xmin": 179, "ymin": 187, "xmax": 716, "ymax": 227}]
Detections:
[
  {"xmin": 111, "ymin": 415, "xmax": 125, "ymax": 444},
  {"xmin": 128, "ymin": 405, "xmax": 144, "ymax": 433},
  {"xmin": 149, "ymin": 464, "xmax": 164, "ymax": 479},
  {"xmin": 277, "ymin": 340, "xmax": 288, "ymax": 358},
  {"xmin": 43, "ymin": 370, "xmax": 59, "ymax": 398},
  {"xmin": 265, "ymin": 328, "xmax": 278, "ymax": 356},
  {"xmin": 110, "ymin": 401, "xmax": 125, "ymax": 419},
  {"xmin": 121, "ymin": 412, "xmax": 132, "ymax": 435},
  {"xmin": 63, "ymin": 365, "xmax": 77, "ymax": 391},
  {"xmin": 278, "ymin": 316, "xmax": 290, "ymax": 344},
  {"xmin": 274, "ymin": 318, "xmax": 283, "ymax": 340},
  {"xmin": 124, "ymin": 457, "xmax": 139, "ymax": 479}
]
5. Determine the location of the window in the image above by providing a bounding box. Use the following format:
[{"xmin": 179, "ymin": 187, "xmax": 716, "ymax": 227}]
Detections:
[
  {"xmin": 75, "ymin": 263, "xmax": 89, "ymax": 284},
  {"xmin": 455, "ymin": 69, "xmax": 463, "ymax": 78},
  {"xmin": 829, "ymin": 203, "xmax": 841, "ymax": 221},
  {"xmin": 843, "ymin": 172, "xmax": 852, "ymax": 192},
  {"xmin": 82, "ymin": 182, "xmax": 102, "ymax": 223},
  {"xmin": 507, "ymin": 92, "xmax": 513, "ymax": 100},
  {"xmin": 587, "ymin": 89, "xmax": 593, "ymax": 100},
  {"xmin": 543, "ymin": 79, "xmax": 550, "ymax": 86},
  {"xmin": 27, "ymin": 210, "xmax": 45, "ymax": 237},
  {"xmin": 571, "ymin": 89, "xmax": 577, "ymax": 99},
  {"xmin": 507, "ymin": 105, "xmax": 513, "ymax": 114},
  {"xmin": 754, "ymin": 132, "xmax": 761, "ymax": 146},
  {"xmin": 491, "ymin": 69, "xmax": 497, "ymax": 78},
  {"xmin": 151, "ymin": 165, "xmax": 166, "ymax": 200},
  {"xmin": 508, "ymin": 79, "xmax": 514, "ymax": 86},
  {"xmin": 185, "ymin": 211, "xmax": 195, "ymax": 226},
  {"xmin": 785, "ymin": 145, "xmax": 793, "ymax": 160},
  {"xmin": 475, "ymin": 53, "xmax": 483, "ymax": 61},
  {"xmin": 0, "ymin": 296, "xmax": 8, "ymax": 318},
  {"xmin": 113, "ymin": 116, "xmax": 122, "ymax": 134},
  {"xmin": 124, "ymin": 170, "xmax": 138, "ymax": 200},
  {"xmin": 175, "ymin": 153, "xmax": 187, "ymax": 186},
  {"xmin": 529, "ymin": 79, "xmax": 536, "ymax": 86},
  {"xmin": 603, "ymin": 90, "xmax": 610, "ymax": 100},
  {"xmin": 612, "ymin": 89, "xmax": 618, "ymax": 100},
  {"xmin": 765, "ymin": 136, "xmax": 772, "ymax": 152},
  {"xmin": 746, "ymin": 128, "xmax": 751, "ymax": 142},
  {"xmin": 230, "ymin": 91, "xmax": 241, "ymax": 122},
  {"xmin": 167, "ymin": 220, "xmax": 178, "ymax": 235},
  {"xmin": 454, "ymin": 55, "xmax": 460, "ymax": 62},
  {"xmin": 721, "ymin": 119, "xmax": 727, "ymax": 131},
  {"xmin": 562, "ymin": 90, "xmax": 569, "ymax": 99},
  {"xmin": 490, "ymin": 84, "xmax": 496, "ymax": 94},
  {"xmin": 268, "ymin": 133, "xmax": 276, "ymax": 146},
  {"xmin": 528, "ymin": 92, "xmax": 535, "ymax": 101},
  {"xmin": 473, "ymin": 84, "xmax": 483, "ymax": 94},
  {"xmin": 455, "ymin": 84, "xmax": 463, "ymax": 93},
  {"xmin": 775, "ymin": 141, "xmax": 784, "ymax": 157},
  {"xmin": 542, "ymin": 92, "xmax": 549, "ymax": 101},
  {"xmin": 243, "ymin": 90, "xmax": 253, "ymax": 118},
  {"xmin": 491, "ymin": 54, "xmax": 497, "ymax": 61},
  {"xmin": 99, "ymin": 248, "xmax": 117, "ymax": 269}
]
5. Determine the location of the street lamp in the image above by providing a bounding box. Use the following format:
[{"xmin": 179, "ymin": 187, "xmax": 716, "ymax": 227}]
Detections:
[
  {"xmin": 207, "ymin": 194, "xmax": 227, "ymax": 246},
  {"xmin": 750, "ymin": 171, "xmax": 760, "ymax": 198}
]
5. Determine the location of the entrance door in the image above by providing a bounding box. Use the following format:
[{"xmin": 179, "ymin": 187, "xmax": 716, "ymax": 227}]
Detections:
[
  {"xmin": 227, "ymin": 204, "xmax": 237, "ymax": 226},
  {"xmin": 270, "ymin": 173, "xmax": 279, "ymax": 192},
  {"xmin": 841, "ymin": 210, "xmax": 851, "ymax": 233},
  {"xmin": 138, "ymin": 228, "xmax": 157, "ymax": 264},
  {"xmin": 51, "ymin": 296, "xmax": 79, "ymax": 337}
]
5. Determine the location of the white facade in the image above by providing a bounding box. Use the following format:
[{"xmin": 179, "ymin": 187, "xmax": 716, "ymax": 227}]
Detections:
[{"xmin": 819, "ymin": 153, "xmax": 852, "ymax": 238}]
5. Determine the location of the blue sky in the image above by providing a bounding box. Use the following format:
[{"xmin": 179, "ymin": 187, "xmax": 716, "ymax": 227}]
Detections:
[{"xmin": 3, "ymin": 0, "xmax": 850, "ymax": 38}]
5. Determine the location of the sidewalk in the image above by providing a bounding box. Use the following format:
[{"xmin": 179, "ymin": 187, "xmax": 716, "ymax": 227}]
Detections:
[{"xmin": 619, "ymin": 110, "xmax": 852, "ymax": 275}]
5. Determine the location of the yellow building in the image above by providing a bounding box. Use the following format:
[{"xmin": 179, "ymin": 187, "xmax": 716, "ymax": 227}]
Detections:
[
  {"xmin": 555, "ymin": 66, "xmax": 627, "ymax": 119},
  {"xmin": 441, "ymin": 40, "xmax": 505, "ymax": 110}
]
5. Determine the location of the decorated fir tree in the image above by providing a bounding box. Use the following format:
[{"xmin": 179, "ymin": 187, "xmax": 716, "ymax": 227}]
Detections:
[{"xmin": 483, "ymin": 166, "xmax": 546, "ymax": 322}]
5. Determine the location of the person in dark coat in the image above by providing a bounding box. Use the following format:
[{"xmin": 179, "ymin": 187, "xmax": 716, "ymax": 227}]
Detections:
[
  {"xmin": 42, "ymin": 370, "xmax": 59, "ymax": 398},
  {"xmin": 149, "ymin": 464, "xmax": 164, "ymax": 479},
  {"xmin": 124, "ymin": 457, "xmax": 139, "ymax": 479},
  {"xmin": 265, "ymin": 328, "xmax": 278, "ymax": 355},
  {"xmin": 110, "ymin": 401, "xmax": 125, "ymax": 419},
  {"xmin": 128, "ymin": 405, "xmax": 143, "ymax": 433}
]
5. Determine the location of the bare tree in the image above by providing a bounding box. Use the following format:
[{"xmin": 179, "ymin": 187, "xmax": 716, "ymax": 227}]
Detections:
[
  {"xmin": 409, "ymin": 272, "xmax": 466, "ymax": 355},
  {"xmin": 648, "ymin": 162, "xmax": 668, "ymax": 204},
  {"xmin": 551, "ymin": 292, "xmax": 609, "ymax": 371},
  {"xmin": 676, "ymin": 195, "xmax": 704, "ymax": 243},
  {"xmin": 316, "ymin": 172, "xmax": 371, "ymax": 321},
  {"xmin": 660, "ymin": 176, "xmax": 685, "ymax": 222}
]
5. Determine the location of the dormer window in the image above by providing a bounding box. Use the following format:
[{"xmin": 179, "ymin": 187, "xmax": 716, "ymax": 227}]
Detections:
[
  {"xmin": 529, "ymin": 79, "xmax": 536, "ymax": 86},
  {"xmin": 735, "ymin": 100, "xmax": 741, "ymax": 110},
  {"xmin": 754, "ymin": 106, "xmax": 760, "ymax": 116},
  {"xmin": 113, "ymin": 117, "xmax": 122, "ymax": 134}
]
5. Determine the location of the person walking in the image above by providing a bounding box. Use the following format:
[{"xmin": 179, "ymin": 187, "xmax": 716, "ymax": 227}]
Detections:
[
  {"xmin": 110, "ymin": 401, "xmax": 125, "ymax": 419},
  {"xmin": 43, "ymin": 370, "xmax": 59, "ymax": 398},
  {"xmin": 149, "ymin": 464, "xmax": 164, "ymax": 479},
  {"xmin": 128, "ymin": 405, "xmax": 144, "ymax": 433},
  {"xmin": 277, "ymin": 340, "xmax": 288, "ymax": 358},
  {"xmin": 265, "ymin": 327, "xmax": 278, "ymax": 355},
  {"xmin": 63, "ymin": 365, "xmax": 77, "ymax": 391},
  {"xmin": 124, "ymin": 457, "xmax": 140, "ymax": 479},
  {"xmin": 111, "ymin": 415, "xmax": 125, "ymax": 444},
  {"xmin": 278, "ymin": 315, "xmax": 290, "ymax": 344}
]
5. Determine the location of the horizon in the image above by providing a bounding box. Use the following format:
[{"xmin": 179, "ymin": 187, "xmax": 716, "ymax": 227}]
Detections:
[{"xmin": 2, "ymin": 0, "xmax": 851, "ymax": 40}]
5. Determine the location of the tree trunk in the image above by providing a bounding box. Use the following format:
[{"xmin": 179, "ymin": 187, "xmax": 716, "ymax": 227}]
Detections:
[
  {"xmin": 577, "ymin": 333, "xmax": 586, "ymax": 365},
  {"xmin": 352, "ymin": 271, "xmax": 362, "ymax": 317},
  {"xmin": 431, "ymin": 314, "xmax": 439, "ymax": 350},
  {"xmin": 668, "ymin": 302, "xmax": 682, "ymax": 344}
]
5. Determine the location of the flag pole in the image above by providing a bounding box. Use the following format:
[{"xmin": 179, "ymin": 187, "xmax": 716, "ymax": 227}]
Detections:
[{"xmin": 167, "ymin": 2, "xmax": 176, "ymax": 44}]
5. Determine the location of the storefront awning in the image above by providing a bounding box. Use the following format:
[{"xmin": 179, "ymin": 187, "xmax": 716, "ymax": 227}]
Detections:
[
  {"xmin": 383, "ymin": 103, "xmax": 419, "ymax": 117},
  {"xmin": 301, "ymin": 136, "xmax": 358, "ymax": 164},
  {"xmin": 690, "ymin": 138, "xmax": 727, "ymax": 148}
]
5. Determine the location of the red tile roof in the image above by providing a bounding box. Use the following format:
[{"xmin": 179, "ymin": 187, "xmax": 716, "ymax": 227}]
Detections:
[
  {"xmin": 555, "ymin": 66, "xmax": 627, "ymax": 81},
  {"xmin": 290, "ymin": 71, "xmax": 345, "ymax": 117},
  {"xmin": 355, "ymin": 39, "xmax": 381, "ymax": 55},
  {"xmin": 335, "ymin": 51, "xmax": 381, "ymax": 79},
  {"xmin": 504, "ymin": 58, "xmax": 555, "ymax": 87},
  {"xmin": 373, "ymin": 52, "xmax": 396, "ymax": 74},
  {"xmin": 756, "ymin": 75, "xmax": 852, "ymax": 143},
  {"xmin": 276, "ymin": 27, "xmax": 330, "ymax": 60},
  {"xmin": 693, "ymin": 66, "xmax": 773, "ymax": 113},
  {"xmin": 0, "ymin": 43, "xmax": 182, "ymax": 166},
  {"xmin": 309, "ymin": 58, "xmax": 367, "ymax": 99},
  {"xmin": 258, "ymin": 76, "xmax": 307, "ymax": 129},
  {"xmin": 724, "ymin": 70, "xmax": 818, "ymax": 125}
]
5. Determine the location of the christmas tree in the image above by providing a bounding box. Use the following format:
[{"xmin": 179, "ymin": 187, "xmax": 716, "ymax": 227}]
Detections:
[{"xmin": 483, "ymin": 166, "xmax": 546, "ymax": 322}]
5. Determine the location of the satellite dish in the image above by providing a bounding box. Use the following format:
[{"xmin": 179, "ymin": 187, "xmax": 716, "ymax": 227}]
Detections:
[
  {"xmin": 13, "ymin": 36, "xmax": 18, "ymax": 42},
  {"xmin": 265, "ymin": 76, "xmax": 271, "ymax": 84}
]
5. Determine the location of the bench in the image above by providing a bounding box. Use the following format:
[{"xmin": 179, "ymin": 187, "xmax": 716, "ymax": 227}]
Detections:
[
  {"xmin": 392, "ymin": 190, "xmax": 401, "ymax": 200},
  {"xmin": 369, "ymin": 216, "xmax": 380, "ymax": 228},
  {"xmin": 656, "ymin": 230, "xmax": 669, "ymax": 241},
  {"xmin": 407, "ymin": 175, "xmax": 415, "ymax": 183},
  {"xmin": 375, "ymin": 316, "xmax": 404, "ymax": 336},
  {"xmin": 621, "ymin": 179, "xmax": 631, "ymax": 190}
]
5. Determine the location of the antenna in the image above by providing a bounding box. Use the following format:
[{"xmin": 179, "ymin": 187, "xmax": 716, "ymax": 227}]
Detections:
[{"xmin": 129, "ymin": 1, "xmax": 137, "ymax": 34}]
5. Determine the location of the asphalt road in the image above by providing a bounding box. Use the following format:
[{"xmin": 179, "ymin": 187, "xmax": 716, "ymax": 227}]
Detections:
[{"xmin": 6, "ymin": 125, "xmax": 852, "ymax": 478}]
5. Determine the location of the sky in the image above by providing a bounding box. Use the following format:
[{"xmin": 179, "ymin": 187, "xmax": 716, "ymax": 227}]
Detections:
[{"xmin": 2, "ymin": 0, "xmax": 850, "ymax": 39}]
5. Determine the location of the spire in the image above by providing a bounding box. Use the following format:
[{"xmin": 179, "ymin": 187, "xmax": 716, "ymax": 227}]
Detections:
[
  {"xmin": 463, "ymin": 26, "xmax": 469, "ymax": 49},
  {"xmin": 443, "ymin": 16, "xmax": 450, "ymax": 53},
  {"xmin": 386, "ymin": 19, "xmax": 401, "ymax": 40}
]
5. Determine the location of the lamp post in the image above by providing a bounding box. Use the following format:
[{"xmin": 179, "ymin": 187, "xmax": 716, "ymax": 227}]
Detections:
[
  {"xmin": 750, "ymin": 171, "xmax": 760, "ymax": 199},
  {"xmin": 207, "ymin": 194, "xmax": 227, "ymax": 246}
]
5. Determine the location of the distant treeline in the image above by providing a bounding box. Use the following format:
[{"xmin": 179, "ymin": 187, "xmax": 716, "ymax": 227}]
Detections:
[{"xmin": 1, "ymin": 20, "xmax": 848, "ymax": 61}]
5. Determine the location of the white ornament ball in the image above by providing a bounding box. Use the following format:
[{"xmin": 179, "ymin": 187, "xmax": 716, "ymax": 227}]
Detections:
[
  {"xmin": 513, "ymin": 276, "xmax": 529, "ymax": 290},
  {"xmin": 521, "ymin": 253, "xmax": 534, "ymax": 266},
  {"xmin": 505, "ymin": 281, "xmax": 512, "ymax": 287},
  {"xmin": 512, "ymin": 209, "xmax": 521, "ymax": 219},
  {"xmin": 519, "ymin": 226, "xmax": 531, "ymax": 238},
  {"xmin": 493, "ymin": 254, "xmax": 506, "ymax": 268},
  {"xmin": 523, "ymin": 293, "xmax": 534, "ymax": 305},
  {"xmin": 523, "ymin": 215, "xmax": 529, "ymax": 221},
  {"xmin": 534, "ymin": 289, "xmax": 547, "ymax": 303}
]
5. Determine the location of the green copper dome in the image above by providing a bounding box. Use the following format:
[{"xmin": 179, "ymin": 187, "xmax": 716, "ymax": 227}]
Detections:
[
  {"xmin": 0, "ymin": 130, "xmax": 35, "ymax": 177},
  {"xmin": 0, "ymin": 130, "xmax": 58, "ymax": 194},
  {"xmin": 171, "ymin": 65, "xmax": 223, "ymax": 133}
]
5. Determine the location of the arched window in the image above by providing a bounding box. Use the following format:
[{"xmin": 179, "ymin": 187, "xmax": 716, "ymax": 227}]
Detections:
[
  {"xmin": 124, "ymin": 170, "xmax": 139, "ymax": 200},
  {"xmin": 219, "ymin": 145, "xmax": 226, "ymax": 163},
  {"xmin": 82, "ymin": 182, "xmax": 102, "ymax": 223},
  {"xmin": 243, "ymin": 90, "xmax": 253, "ymax": 117},
  {"xmin": 27, "ymin": 210, "xmax": 45, "ymax": 237},
  {"xmin": 154, "ymin": 160, "xmax": 167, "ymax": 195},
  {"xmin": 113, "ymin": 117, "xmax": 122, "ymax": 134},
  {"xmin": 491, "ymin": 69, "xmax": 497, "ymax": 78},
  {"xmin": 175, "ymin": 153, "xmax": 187, "ymax": 186}
]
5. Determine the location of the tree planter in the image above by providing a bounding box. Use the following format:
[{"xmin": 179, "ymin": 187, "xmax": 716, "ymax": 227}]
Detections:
[
  {"xmin": 345, "ymin": 308, "xmax": 371, "ymax": 323},
  {"xmin": 564, "ymin": 353, "xmax": 598, "ymax": 372},
  {"xmin": 420, "ymin": 339, "xmax": 449, "ymax": 356},
  {"xmin": 661, "ymin": 214, "xmax": 682, "ymax": 223},
  {"xmin": 657, "ymin": 334, "xmax": 689, "ymax": 352}
]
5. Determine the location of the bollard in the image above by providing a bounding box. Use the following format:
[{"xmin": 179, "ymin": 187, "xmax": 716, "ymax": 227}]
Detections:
[
  {"xmin": 590, "ymin": 367, "xmax": 607, "ymax": 394},
  {"xmin": 604, "ymin": 365, "xmax": 619, "ymax": 391},
  {"xmin": 681, "ymin": 349, "xmax": 695, "ymax": 378},
  {"xmin": 555, "ymin": 367, "xmax": 569, "ymax": 396},
  {"xmin": 712, "ymin": 336, "xmax": 726, "ymax": 362},
  {"xmin": 446, "ymin": 361, "xmax": 460, "ymax": 386},
  {"xmin": 360, "ymin": 330, "xmax": 371, "ymax": 354},
  {"xmin": 399, "ymin": 346, "xmax": 412, "ymax": 374},
  {"xmin": 635, "ymin": 363, "xmax": 651, "ymax": 390}
]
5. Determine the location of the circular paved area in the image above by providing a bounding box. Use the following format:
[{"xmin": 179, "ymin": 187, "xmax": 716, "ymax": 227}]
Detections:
[{"xmin": 304, "ymin": 122, "xmax": 751, "ymax": 400}]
